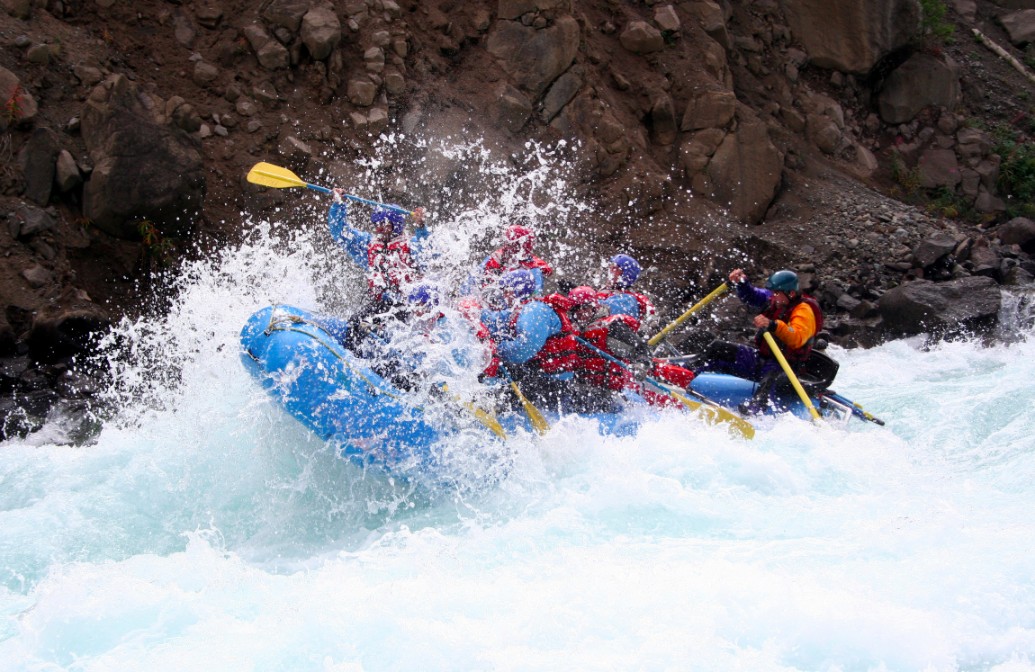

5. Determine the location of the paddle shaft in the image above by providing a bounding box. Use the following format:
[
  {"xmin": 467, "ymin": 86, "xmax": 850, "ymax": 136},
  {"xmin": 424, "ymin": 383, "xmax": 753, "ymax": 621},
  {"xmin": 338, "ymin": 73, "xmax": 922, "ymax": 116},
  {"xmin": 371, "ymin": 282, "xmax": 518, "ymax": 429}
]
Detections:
[
  {"xmin": 573, "ymin": 336, "xmax": 754, "ymax": 439},
  {"xmin": 498, "ymin": 365, "xmax": 550, "ymax": 435},
  {"xmin": 246, "ymin": 162, "xmax": 411, "ymax": 215},
  {"xmin": 762, "ymin": 331, "xmax": 821, "ymax": 421},
  {"xmin": 647, "ymin": 283, "xmax": 729, "ymax": 347},
  {"xmin": 824, "ymin": 391, "xmax": 885, "ymax": 426}
]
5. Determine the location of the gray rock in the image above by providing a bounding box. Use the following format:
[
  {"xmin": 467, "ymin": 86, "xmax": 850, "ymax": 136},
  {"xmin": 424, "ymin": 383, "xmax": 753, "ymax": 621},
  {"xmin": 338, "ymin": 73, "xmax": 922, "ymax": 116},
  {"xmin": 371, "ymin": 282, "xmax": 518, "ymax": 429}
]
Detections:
[
  {"xmin": 620, "ymin": 20, "xmax": 665, "ymax": 54},
  {"xmin": 918, "ymin": 148, "xmax": 961, "ymax": 188},
  {"xmin": 487, "ymin": 16, "xmax": 580, "ymax": 97},
  {"xmin": 301, "ymin": 4, "xmax": 342, "ymax": 61},
  {"xmin": 19, "ymin": 127, "xmax": 61, "ymax": 206},
  {"xmin": 1000, "ymin": 9, "xmax": 1035, "ymax": 45},
  {"xmin": 262, "ymin": 0, "xmax": 310, "ymax": 33},
  {"xmin": 680, "ymin": 89, "xmax": 736, "ymax": 131},
  {"xmin": 540, "ymin": 70, "xmax": 582, "ymax": 123},
  {"xmin": 11, "ymin": 204, "xmax": 55, "ymax": 238},
  {"xmin": 913, "ymin": 232, "xmax": 958, "ymax": 267},
  {"xmin": 998, "ymin": 217, "xmax": 1035, "ymax": 251},
  {"xmin": 347, "ymin": 78, "xmax": 377, "ymax": 107},
  {"xmin": 879, "ymin": 276, "xmax": 1001, "ymax": 337},
  {"xmin": 54, "ymin": 150, "xmax": 82, "ymax": 192}
]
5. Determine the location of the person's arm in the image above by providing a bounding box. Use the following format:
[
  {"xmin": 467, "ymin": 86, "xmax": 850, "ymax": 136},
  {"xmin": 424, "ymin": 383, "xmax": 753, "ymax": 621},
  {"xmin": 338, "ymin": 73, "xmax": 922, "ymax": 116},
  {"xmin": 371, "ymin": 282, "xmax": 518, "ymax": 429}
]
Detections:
[
  {"xmin": 729, "ymin": 268, "xmax": 771, "ymax": 309},
  {"xmin": 408, "ymin": 208, "xmax": 433, "ymax": 270},
  {"xmin": 772, "ymin": 302, "xmax": 817, "ymax": 350},
  {"xmin": 327, "ymin": 199, "xmax": 371, "ymax": 267},
  {"xmin": 530, "ymin": 256, "xmax": 554, "ymax": 276}
]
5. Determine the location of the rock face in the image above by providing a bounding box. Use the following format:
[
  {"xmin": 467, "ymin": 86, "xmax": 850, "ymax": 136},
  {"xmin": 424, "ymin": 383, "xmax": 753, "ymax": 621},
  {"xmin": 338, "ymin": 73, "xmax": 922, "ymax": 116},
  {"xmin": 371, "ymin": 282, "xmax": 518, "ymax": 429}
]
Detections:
[
  {"xmin": 782, "ymin": 0, "xmax": 919, "ymax": 73},
  {"xmin": 80, "ymin": 75, "xmax": 205, "ymax": 240},
  {"xmin": 487, "ymin": 15, "xmax": 580, "ymax": 97},
  {"xmin": 705, "ymin": 109, "xmax": 784, "ymax": 224},
  {"xmin": 878, "ymin": 53, "xmax": 961, "ymax": 124},
  {"xmin": 878, "ymin": 276, "xmax": 1002, "ymax": 337}
]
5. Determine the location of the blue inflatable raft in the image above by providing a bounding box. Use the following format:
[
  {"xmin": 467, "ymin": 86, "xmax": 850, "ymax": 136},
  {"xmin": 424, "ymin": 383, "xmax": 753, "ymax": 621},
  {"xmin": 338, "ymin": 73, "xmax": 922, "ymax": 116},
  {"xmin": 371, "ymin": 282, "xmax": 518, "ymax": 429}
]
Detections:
[{"xmin": 239, "ymin": 304, "xmax": 644, "ymax": 478}]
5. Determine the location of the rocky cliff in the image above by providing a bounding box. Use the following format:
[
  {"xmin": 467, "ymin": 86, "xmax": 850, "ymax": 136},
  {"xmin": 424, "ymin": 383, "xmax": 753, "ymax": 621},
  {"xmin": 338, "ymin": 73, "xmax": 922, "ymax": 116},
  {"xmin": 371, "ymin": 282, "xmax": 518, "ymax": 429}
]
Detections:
[{"xmin": 1, "ymin": 0, "xmax": 1034, "ymax": 438}]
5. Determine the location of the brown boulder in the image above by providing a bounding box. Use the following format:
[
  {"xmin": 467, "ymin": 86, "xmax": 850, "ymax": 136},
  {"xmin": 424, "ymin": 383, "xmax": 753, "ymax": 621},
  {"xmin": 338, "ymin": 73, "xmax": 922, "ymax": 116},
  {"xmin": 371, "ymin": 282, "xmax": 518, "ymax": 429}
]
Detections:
[
  {"xmin": 487, "ymin": 16, "xmax": 580, "ymax": 97},
  {"xmin": 27, "ymin": 290, "xmax": 111, "ymax": 364},
  {"xmin": 80, "ymin": 75, "xmax": 205, "ymax": 240},
  {"xmin": 783, "ymin": 0, "xmax": 919, "ymax": 73},
  {"xmin": 878, "ymin": 53, "xmax": 961, "ymax": 124},
  {"xmin": 705, "ymin": 109, "xmax": 783, "ymax": 224}
]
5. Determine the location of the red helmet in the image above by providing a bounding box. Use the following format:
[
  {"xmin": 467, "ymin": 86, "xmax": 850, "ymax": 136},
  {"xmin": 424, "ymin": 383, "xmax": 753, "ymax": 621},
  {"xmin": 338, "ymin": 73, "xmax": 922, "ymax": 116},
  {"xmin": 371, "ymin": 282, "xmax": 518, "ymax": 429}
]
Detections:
[
  {"xmin": 503, "ymin": 225, "xmax": 535, "ymax": 259},
  {"xmin": 568, "ymin": 285, "xmax": 599, "ymax": 306}
]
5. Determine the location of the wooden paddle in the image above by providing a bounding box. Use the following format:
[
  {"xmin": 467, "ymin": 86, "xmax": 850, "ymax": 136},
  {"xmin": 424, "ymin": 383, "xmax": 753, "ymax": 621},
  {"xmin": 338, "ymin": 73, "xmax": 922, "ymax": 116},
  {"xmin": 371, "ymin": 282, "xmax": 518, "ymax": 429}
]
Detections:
[
  {"xmin": 440, "ymin": 383, "xmax": 507, "ymax": 440},
  {"xmin": 246, "ymin": 161, "xmax": 412, "ymax": 215}
]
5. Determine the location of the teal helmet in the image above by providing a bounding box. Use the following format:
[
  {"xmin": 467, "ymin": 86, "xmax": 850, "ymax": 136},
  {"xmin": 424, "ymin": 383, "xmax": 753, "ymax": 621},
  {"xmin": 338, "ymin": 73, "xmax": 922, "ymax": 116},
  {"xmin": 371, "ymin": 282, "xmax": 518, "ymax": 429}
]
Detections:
[{"xmin": 765, "ymin": 269, "xmax": 799, "ymax": 292}]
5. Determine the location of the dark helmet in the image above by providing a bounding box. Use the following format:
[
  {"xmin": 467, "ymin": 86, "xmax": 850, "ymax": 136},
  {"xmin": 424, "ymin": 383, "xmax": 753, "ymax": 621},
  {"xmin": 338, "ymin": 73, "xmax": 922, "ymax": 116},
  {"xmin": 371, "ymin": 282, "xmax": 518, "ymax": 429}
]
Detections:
[
  {"xmin": 765, "ymin": 269, "xmax": 799, "ymax": 293},
  {"xmin": 371, "ymin": 208, "xmax": 406, "ymax": 236},
  {"xmin": 610, "ymin": 254, "xmax": 641, "ymax": 288},
  {"xmin": 499, "ymin": 269, "xmax": 538, "ymax": 300}
]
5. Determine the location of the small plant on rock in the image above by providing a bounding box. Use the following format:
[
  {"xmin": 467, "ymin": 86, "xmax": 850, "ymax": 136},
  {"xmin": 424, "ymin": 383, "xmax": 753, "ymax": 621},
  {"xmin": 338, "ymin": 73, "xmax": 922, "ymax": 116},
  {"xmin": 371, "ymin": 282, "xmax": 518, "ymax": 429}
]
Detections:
[
  {"xmin": 994, "ymin": 125, "xmax": 1035, "ymax": 218},
  {"xmin": 3, "ymin": 85, "xmax": 23, "ymax": 126},
  {"xmin": 917, "ymin": 0, "xmax": 955, "ymax": 49},
  {"xmin": 137, "ymin": 219, "xmax": 176, "ymax": 269}
]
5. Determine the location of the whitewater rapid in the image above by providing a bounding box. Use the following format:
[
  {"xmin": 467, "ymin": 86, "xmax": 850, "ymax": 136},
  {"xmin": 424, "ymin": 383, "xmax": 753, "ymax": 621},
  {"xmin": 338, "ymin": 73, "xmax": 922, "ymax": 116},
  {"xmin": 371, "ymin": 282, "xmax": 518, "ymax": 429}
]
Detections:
[{"xmin": 1, "ymin": 206, "xmax": 1034, "ymax": 670}]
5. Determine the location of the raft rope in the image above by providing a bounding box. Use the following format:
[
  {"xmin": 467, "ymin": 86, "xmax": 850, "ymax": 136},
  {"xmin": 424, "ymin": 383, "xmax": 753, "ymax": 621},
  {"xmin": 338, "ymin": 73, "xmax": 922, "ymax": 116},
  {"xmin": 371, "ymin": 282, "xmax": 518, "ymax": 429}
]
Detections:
[
  {"xmin": 260, "ymin": 307, "xmax": 507, "ymax": 439},
  {"xmin": 263, "ymin": 308, "xmax": 402, "ymax": 401}
]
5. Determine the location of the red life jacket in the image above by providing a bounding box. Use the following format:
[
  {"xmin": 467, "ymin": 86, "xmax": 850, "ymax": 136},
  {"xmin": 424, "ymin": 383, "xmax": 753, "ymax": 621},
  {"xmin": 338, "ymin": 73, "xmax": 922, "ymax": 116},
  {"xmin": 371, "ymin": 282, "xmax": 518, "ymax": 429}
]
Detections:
[
  {"xmin": 578, "ymin": 314, "xmax": 643, "ymax": 389},
  {"xmin": 366, "ymin": 237, "xmax": 415, "ymax": 300},
  {"xmin": 529, "ymin": 294, "xmax": 583, "ymax": 374},
  {"xmin": 482, "ymin": 252, "xmax": 553, "ymax": 283},
  {"xmin": 756, "ymin": 294, "xmax": 824, "ymax": 362}
]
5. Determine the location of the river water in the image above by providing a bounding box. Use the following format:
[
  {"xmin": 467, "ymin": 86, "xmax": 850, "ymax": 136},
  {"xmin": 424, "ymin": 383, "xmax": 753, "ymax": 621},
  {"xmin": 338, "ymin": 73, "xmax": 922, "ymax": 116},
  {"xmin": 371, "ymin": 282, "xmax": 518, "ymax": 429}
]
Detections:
[{"xmin": 1, "ymin": 203, "xmax": 1034, "ymax": 670}]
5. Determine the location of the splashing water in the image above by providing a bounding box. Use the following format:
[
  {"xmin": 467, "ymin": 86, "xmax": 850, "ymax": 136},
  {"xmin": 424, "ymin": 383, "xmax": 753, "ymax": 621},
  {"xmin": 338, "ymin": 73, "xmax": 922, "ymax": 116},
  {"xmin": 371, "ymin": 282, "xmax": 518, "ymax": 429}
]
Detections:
[{"xmin": 2, "ymin": 139, "xmax": 1035, "ymax": 671}]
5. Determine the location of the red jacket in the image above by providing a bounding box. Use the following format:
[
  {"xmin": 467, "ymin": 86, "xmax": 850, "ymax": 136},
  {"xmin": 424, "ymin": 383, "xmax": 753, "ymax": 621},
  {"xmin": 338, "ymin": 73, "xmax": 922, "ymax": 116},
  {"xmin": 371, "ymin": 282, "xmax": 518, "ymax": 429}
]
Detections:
[
  {"xmin": 366, "ymin": 237, "xmax": 416, "ymax": 301},
  {"xmin": 482, "ymin": 250, "xmax": 553, "ymax": 282},
  {"xmin": 529, "ymin": 294, "xmax": 582, "ymax": 374}
]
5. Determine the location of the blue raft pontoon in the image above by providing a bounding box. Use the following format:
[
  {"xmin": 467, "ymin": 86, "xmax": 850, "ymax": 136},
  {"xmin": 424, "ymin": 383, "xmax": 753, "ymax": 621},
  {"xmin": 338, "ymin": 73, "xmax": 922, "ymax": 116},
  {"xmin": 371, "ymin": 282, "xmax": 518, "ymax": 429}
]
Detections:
[{"xmin": 239, "ymin": 304, "xmax": 644, "ymax": 477}]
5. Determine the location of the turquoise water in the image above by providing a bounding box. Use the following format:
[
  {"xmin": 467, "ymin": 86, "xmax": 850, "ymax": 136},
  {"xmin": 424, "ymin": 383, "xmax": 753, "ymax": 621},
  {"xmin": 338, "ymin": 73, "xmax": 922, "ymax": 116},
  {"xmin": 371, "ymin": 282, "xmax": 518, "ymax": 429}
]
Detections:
[{"xmin": 1, "ymin": 222, "xmax": 1034, "ymax": 671}]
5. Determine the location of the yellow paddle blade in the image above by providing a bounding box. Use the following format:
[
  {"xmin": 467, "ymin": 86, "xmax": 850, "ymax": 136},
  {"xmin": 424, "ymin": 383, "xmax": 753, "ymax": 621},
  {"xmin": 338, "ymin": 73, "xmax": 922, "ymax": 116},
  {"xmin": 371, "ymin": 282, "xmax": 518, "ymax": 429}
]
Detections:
[
  {"xmin": 468, "ymin": 403, "xmax": 508, "ymax": 440},
  {"xmin": 441, "ymin": 384, "xmax": 507, "ymax": 440},
  {"xmin": 660, "ymin": 384, "xmax": 755, "ymax": 439},
  {"xmin": 246, "ymin": 162, "xmax": 307, "ymax": 189},
  {"xmin": 510, "ymin": 381, "xmax": 550, "ymax": 435}
]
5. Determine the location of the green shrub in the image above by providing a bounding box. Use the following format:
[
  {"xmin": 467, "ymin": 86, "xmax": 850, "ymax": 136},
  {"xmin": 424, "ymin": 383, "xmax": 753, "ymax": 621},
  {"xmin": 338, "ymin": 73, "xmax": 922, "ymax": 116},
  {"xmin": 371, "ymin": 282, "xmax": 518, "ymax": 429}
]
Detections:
[
  {"xmin": 918, "ymin": 0, "xmax": 955, "ymax": 47},
  {"xmin": 994, "ymin": 128, "xmax": 1035, "ymax": 217}
]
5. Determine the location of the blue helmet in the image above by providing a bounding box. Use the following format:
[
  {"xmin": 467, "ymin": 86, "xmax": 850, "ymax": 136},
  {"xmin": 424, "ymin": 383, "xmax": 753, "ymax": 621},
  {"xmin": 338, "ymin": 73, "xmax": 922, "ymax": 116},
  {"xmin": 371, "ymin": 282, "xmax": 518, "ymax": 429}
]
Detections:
[
  {"xmin": 407, "ymin": 284, "xmax": 439, "ymax": 307},
  {"xmin": 610, "ymin": 254, "xmax": 641, "ymax": 288},
  {"xmin": 371, "ymin": 208, "xmax": 406, "ymax": 236},
  {"xmin": 765, "ymin": 269, "xmax": 799, "ymax": 292},
  {"xmin": 499, "ymin": 269, "xmax": 538, "ymax": 300}
]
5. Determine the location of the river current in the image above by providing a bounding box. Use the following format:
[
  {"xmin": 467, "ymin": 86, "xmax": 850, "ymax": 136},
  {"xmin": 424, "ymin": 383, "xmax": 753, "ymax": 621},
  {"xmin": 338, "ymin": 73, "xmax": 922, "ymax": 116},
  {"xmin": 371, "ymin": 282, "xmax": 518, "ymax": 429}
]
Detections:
[{"xmin": 1, "ymin": 197, "xmax": 1034, "ymax": 670}]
